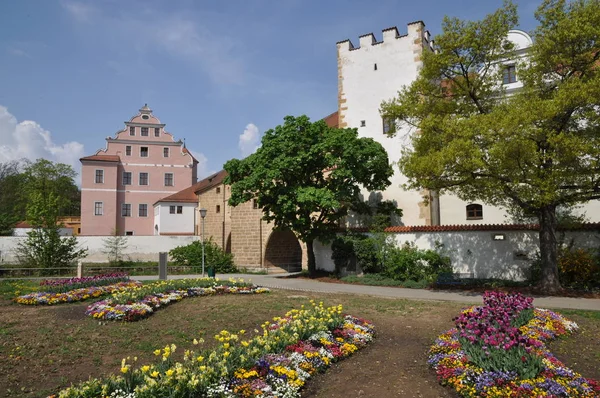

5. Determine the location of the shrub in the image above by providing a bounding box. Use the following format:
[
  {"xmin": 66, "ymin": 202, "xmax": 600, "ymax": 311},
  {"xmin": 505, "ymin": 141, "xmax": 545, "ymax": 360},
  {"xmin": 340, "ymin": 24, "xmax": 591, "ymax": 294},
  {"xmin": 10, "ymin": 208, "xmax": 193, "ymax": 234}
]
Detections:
[
  {"xmin": 529, "ymin": 244, "xmax": 600, "ymax": 290},
  {"xmin": 382, "ymin": 242, "xmax": 451, "ymax": 282},
  {"xmin": 169, "ymin": 239, "xmax": 237, "ymax": 273}
]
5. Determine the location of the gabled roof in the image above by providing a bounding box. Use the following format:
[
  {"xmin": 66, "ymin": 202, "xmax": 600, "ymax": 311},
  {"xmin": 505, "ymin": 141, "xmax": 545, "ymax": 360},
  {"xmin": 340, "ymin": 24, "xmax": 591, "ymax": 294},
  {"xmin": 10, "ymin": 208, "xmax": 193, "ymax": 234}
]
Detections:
[
  {"xmin": 182, "ymin": 147, "xmax": 198, "ymax": 163},
  {"xmin": 154, "ymin": 170, "xmax": 228, "ymax": 205},
  {"xmin": 80, "ymin": 154, "xmax": 120, "ymax": 163},
  {"xmin": 323, "ymin": 111, "xmax": 339, "ymax": 128}
]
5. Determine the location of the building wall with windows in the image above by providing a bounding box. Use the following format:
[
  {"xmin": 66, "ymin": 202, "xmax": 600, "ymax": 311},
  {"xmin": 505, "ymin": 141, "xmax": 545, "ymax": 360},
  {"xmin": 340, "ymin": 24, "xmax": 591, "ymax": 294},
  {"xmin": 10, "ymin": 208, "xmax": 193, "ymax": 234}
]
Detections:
[{"xmin": 80, "ymin": 105, "xmax": 198, "ymax": 236}]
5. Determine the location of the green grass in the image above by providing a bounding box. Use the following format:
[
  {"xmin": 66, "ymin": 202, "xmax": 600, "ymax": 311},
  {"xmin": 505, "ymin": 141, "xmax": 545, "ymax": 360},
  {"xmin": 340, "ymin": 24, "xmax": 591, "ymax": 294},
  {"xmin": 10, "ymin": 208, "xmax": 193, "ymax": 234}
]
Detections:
[{"xmin": 556, "ymin": 308, "xmax": 600, "ymax": 320}]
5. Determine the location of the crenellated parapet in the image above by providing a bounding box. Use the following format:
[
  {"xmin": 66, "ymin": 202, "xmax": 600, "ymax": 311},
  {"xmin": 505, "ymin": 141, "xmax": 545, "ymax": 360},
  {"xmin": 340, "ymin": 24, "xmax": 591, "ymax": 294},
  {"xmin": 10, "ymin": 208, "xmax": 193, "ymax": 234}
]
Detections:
[{"xmin": 336, "ymin": 21, "xmax": 434, "ymax": 53}]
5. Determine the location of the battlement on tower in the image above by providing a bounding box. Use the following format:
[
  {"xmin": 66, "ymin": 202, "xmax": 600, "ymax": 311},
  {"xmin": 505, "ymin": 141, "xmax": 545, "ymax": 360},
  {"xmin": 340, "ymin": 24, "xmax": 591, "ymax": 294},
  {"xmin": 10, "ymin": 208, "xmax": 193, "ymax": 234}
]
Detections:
[{"xmin": 336, "ymin": 21, "xmax": 434, "ymax": 53}]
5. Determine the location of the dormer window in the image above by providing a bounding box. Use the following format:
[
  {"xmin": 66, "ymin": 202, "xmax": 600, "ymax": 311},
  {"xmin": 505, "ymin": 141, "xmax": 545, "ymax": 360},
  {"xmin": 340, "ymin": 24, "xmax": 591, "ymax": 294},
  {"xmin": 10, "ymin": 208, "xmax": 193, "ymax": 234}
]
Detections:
[{"xmin": 503, "ymin": 65, "xmax": 517, "ymax": 84}]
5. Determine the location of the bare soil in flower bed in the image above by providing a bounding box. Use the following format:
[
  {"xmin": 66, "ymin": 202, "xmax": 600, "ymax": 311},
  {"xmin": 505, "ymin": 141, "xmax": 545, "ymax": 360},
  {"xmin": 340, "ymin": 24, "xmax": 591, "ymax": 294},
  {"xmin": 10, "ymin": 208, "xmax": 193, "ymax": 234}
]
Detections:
[{"xmin": 0, "ymin": 289, "xmax": 598, "ymax": 398}]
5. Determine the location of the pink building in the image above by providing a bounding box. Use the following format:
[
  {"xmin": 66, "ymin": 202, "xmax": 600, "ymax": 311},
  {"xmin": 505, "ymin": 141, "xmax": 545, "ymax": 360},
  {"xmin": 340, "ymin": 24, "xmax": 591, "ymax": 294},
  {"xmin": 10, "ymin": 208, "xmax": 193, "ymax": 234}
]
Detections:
[{"xmin": 80, "ymin": 105, "xmax": 198, "ymax": 236}]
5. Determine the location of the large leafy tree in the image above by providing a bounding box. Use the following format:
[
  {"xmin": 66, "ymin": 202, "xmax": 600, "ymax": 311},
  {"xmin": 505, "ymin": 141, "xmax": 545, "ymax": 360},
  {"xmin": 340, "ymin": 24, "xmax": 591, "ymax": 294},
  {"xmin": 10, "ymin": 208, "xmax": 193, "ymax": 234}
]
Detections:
[
  {"xmin": 380, "ymin": 0, "xmax": 600, "ymax": 292},
  {"xmin": 0, "ymin": 160, "xmax": 27, "ymax": 235},
  {"xmin": 224, "ymin": 115, "xmax": 393, "ymax": 277}
]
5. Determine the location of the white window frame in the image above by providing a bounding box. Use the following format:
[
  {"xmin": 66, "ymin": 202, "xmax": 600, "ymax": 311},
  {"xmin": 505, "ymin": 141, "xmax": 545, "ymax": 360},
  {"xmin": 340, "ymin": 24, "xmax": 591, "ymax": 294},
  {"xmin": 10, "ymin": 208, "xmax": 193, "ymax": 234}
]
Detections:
[
  {"xmin": 139, "ymin": 172, "xmax": 149, "ymax": 186},
  {"xmin": 177, "ymin": 205, "xmax": 183, "ymax": 214},
  {"xmin": 164, "ymin": 172, "xmax": 174, "ymax": 186},
  {"xmin": 138, "ymin": 203, "xmax": 148, "ymax": 217},
  {"xmin": 141, "ymin": 127, "xmax": 149, "ymax": 136},
  {"xmin": 129, "ymin": 126, "xmax": 135, "ymax": 136},
  {"xmin": 121, "ymin": 203, "xmax": 131, "ymax": 217},
  {"xmin": 140, "ymin": 146, "xmax": 149, "ymax": 157},
  {"xmin": 125, "ymin": 146, "xmax": 132, "ymax": 156},
  {"xmin": 154, "ymin": 128, "xmax": 160, "ymax": 137},
  {"xmin": 94, "ymin": 201, "xmax": 103, "ymax": 216},
  {"xmin": 95, "ymin": 169, "xmax": 104, "ymax": 184},
  {"xmin": 122, "ymin": 171, "xmax": 132, "ymax": 186},
  {"xmin": 169, "ymin": 205, "xmax": 176, "ymax": 214},
  {"xmin": 163, "ymin": 147, "xmax": 170, "ymax": 158}
]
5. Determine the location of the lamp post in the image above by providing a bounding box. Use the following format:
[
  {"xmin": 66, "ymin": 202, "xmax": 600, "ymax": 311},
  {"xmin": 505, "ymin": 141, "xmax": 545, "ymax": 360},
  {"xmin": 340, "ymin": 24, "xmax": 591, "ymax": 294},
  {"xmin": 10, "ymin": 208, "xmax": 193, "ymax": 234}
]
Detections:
[{"xmin": 199, "ymin": 208, "xmax": 207, "ymax": 277}]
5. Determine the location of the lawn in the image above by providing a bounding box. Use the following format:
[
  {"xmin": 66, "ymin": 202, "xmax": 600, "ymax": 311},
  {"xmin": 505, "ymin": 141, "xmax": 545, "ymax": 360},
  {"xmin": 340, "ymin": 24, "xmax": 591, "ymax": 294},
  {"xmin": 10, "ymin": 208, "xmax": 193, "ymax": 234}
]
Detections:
[{"xmin": 0, "ymin": 280, "xmax": 598, "ymax": 397}]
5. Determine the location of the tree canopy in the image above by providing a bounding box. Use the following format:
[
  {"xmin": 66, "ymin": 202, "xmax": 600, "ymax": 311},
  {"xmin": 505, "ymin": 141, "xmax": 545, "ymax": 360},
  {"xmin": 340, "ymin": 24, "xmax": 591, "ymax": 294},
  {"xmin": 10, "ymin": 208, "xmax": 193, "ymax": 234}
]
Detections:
[
  {"xmin": 380, "ymin": 0, "xmax": 600, "ymax": 292},
  {"xmin": 224, "ymin": 115, "xmax": 393, "ymax": 276}
]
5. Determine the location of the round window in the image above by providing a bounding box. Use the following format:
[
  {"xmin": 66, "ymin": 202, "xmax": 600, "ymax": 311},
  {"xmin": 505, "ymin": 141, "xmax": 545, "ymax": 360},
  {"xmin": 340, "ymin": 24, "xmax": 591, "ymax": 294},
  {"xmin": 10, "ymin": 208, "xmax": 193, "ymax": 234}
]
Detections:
[{"xmin": 142, "ymin": 114, "xmax": 149, "ymax": 120}]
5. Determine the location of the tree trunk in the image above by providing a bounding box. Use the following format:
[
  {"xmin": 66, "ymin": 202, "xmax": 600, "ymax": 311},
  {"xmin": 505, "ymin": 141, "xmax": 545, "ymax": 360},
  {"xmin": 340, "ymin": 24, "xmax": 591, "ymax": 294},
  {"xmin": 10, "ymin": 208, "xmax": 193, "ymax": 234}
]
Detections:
[
  {"xmin": 306, "ymin": 239, "xmax": 317, "ymax": 278},
  {"xmin": 537, "ymin": 204, "xmax": 562, "ymax": 293}
]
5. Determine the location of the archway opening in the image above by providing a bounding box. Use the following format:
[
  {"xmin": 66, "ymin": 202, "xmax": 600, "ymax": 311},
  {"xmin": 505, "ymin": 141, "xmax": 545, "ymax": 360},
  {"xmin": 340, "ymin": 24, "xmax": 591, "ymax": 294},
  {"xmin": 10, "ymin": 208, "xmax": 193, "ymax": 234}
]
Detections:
[{"xmin": 264, "ymin": 230, "xmax": 302, "ymax": 273}]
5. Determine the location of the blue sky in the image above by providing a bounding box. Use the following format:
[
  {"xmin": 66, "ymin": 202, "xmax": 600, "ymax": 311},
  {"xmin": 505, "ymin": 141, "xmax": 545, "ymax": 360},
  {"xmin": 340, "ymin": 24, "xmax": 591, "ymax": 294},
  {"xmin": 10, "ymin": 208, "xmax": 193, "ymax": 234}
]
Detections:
[{"xmin": 0, "ymin": 0, "xmax": 540, "ymax": 182}]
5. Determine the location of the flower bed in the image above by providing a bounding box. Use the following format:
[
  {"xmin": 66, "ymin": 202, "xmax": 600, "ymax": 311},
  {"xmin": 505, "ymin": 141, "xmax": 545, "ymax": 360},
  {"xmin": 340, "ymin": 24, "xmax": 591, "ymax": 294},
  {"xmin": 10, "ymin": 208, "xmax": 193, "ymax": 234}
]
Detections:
[
  {"xmin": 53, "ymin": 301, "xmax": 375, "ymax": 397},
  {"xmin": 15, "ymin": 281, "xmax": 142, "ymax": 305},
  {"xmin": 40, "ymin": 273, "xmax": 130, "ymax": 293},
  {"xmin": 87, "ymin": 283, "xmax": 271, "ymax": 321},
  {"xmin": 428, "ymin": 291, "xmax": 600, "ymax": 397}
]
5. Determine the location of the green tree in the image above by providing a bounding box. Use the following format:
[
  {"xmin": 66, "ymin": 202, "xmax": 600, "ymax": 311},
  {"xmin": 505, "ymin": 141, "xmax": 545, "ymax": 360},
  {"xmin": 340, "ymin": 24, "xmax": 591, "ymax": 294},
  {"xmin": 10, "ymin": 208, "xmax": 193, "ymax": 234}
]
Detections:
[
  {"xmin": 169, "ymin": 239, "xmax": 237, "ymax": 273},
  {"xmin": 103, "ymin": 229, "xmax": 129, "ymax": 265},
  {"xmin": 22, "ymin": 159, "xmax": 80, "ymax": 217},
  {"xmin": 0, "ymin": 160, "xmax": 27, "ymax": 234},
  {"xmin": 380, "ymin": 0, "xmax": 600, "ymax": 292},
  {"xmin": 224, "ymin": 115, "xmax": 393, "ymax": 277},
  {"xmin": 15, "ymin": 191, "xmax": 87, "ymax": 273}
]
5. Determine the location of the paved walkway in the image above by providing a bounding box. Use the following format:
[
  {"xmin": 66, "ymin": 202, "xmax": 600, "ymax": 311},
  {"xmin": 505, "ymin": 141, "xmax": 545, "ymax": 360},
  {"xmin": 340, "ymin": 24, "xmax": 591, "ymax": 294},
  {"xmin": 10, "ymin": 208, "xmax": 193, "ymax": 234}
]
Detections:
[{"xmin": 133, "ymin": 273, "xmax": 600, "ymax": 311}]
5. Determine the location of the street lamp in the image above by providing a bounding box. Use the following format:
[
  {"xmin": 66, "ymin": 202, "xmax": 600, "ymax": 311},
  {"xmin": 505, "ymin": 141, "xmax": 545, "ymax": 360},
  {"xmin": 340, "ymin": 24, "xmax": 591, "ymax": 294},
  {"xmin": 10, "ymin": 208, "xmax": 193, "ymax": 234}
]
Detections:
[{"xmin": 199, "ymin": 208, "xmax": 207, "ymax": 277}]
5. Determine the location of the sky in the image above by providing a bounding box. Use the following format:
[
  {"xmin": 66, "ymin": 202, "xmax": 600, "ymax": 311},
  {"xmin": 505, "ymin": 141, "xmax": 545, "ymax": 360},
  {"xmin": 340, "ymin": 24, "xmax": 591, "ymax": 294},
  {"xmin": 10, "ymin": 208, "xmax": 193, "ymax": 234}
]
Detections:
[{"xmin": 0, "ymin": 0, "xmax": 541, "ymax": 183}]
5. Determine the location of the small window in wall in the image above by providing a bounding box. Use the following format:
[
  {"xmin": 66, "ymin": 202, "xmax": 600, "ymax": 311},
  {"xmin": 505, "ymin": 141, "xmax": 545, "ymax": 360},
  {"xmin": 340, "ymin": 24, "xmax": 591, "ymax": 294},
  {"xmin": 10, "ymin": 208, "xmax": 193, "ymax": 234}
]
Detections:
[
  {"xmin": 139, "ymin": 172, "xmax": 149, "ymax": 186},
  {"xmin": 122, "ymin": 171, "xmax": 132, "ymax": 185},
  {"xmin": 95, "ymin": 169, "xmax": 104, "ymax": 184},
  {"xmin": 216, "ymin": 187, "xmax": 221, "ymax": 194},
  {"xmin": 382, "ymin": 117, "xmax": 395, "ymax": 135},
  {"xmin": 122, "ymin": 203, "xmax": 131, "ymax": 217},
  {"xmin": 125, "ymin": 231, "xmax": 134, "ymax": 236},
  {"xmin": 360, "ymin": 120, "xmax": 366, "ymax": 127},
  {"xmin": 177, "ymin": 205, "xmax": 183, "ymax": 214},
  {"xmin": 164, "ymin": 173, "xmax": 173, "ymax": 186},
  {"xmin": 154, "ymin": 128, "xmax": 160, "ymax": 137},
  {"xmin": 139, "ymin": 204, "xmax": 148, "ymax": 217},
  {"xmin": 253, "ymin": 199, "xmax": 259, "ymax": 209},
  {"xmin": 466, "ymin": 204, "xmax": 483, "ymax": 220},
  {"xmin": 163, "ymin": 147, "xmax": 169, "ymax": 157},
  {"xmin": 374, "ymin": 63, "xmax": 378, "ymax": 71},
  {"xmin": 125, "ymin": 146, "xmax": 132, "ymax": 156},
  {"xmin": 94, "ymin": 201, "xmax": 103, "ymax": 216},
  {"xmin": 141, "ymin": 127, "xmax": 149, "ymax": 136},
  {"xmin": 216, "ymin": 205, "xmax": 221, "ymax": 213},
  {"xmin": 129, "ymin": 126, "xmax": 135, "ymax": 136},
  {"xmin": 140, "ymin": 147, "xmax": 149, "ymax": 157},
  {"xmin": 169, "ymin": 205, "xmax": 176, "ymax": 214},
  {"xmin": 503, "ymin": 65, "xmax": 517, "ymax": 84}
]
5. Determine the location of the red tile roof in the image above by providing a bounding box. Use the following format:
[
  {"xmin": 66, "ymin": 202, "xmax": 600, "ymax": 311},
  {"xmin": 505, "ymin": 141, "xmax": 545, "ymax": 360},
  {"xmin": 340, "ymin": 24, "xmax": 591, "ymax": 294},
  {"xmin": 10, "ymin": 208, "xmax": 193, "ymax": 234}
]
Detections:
[
  {"xmin": 80, "ymin": 154, "xmax": 120, "ymax": 162},
  {"xmin": 323, "ymin": 111, "xmax": 339, "ymax": 128},
  {"xmin": 154, "ymin": 170, "xmax": 228, "ymax": 205},
  {"xmin": 14, "ymin": 221, "xmax": 32, "ymax": 228},
  {"xmin": 347, "ymin": 223, "xmax": 600, "ymax": 233}
]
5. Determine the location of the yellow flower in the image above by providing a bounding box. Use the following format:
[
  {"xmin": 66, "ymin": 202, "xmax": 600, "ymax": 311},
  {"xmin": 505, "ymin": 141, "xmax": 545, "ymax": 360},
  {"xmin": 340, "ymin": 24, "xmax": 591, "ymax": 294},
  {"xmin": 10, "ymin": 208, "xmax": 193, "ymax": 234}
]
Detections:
[
  {"xmin": 141, "ymin": 365, "xmax": 150, "ymax": 373},
  {"xmin": 120, "ymin": 367, "xmax": 129, "ymax": 374}
]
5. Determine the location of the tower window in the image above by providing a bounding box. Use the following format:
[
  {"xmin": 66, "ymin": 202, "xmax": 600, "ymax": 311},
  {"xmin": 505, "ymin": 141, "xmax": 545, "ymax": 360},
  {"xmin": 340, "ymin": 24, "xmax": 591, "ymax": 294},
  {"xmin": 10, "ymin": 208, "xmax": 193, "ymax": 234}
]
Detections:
[
  {"xmin": 503, "ymin": 65, "xmax": 517, "ymax": 84},
  {"xmin": 154, "ymin": 128, "xmax": 160, "ymax": 137},
  {"xmin": 216, "ymin": 205, "xmax": 221, "ymax": 213},
  {"xmin": 141, "ymin": 127, "xmax": 149, "ymax": 136},
  {"xmin": 95, "ymin": 169, "xmax": 104, "ymax": 184},
  {"xmin": 216, "ymin": 187, "xmax": 221, "ymax": 194},
  {"xmin": 466, "ymin": 204, "xmax": 483, "ymax": 220},
  {"xmin": 253, "ymin": 199, "xmax": 259, "ymax": 209},
  {"xmin": 129, "ymin": 126, "xmax": 135, "ymax": 136}
]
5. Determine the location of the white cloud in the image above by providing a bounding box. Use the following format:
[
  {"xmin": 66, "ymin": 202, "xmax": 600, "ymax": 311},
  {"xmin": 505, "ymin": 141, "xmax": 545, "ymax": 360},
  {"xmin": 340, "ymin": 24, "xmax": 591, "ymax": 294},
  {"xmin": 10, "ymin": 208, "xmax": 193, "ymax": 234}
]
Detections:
[
  {"xmin": 60, "ymin": 1, "xmax": 244, "ymax": 85},
  {"xmin": 238, "ymin": 123, "xmax": 261, "ymax": 157},
  {"xmin": 60, "ymin": 0, "xmax": 97, "ymax": 23},
  {"xmin": 0, "ymin": 105, "xmax": 85, "ymax": 173}
]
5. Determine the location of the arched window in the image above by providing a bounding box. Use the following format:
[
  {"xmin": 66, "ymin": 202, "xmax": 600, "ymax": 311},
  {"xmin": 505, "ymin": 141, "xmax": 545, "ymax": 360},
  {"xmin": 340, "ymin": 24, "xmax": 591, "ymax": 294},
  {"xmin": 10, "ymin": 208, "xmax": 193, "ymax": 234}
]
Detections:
[{"xmin": 466, "ymin": 204, "xmax": 483, "ymax": 220}]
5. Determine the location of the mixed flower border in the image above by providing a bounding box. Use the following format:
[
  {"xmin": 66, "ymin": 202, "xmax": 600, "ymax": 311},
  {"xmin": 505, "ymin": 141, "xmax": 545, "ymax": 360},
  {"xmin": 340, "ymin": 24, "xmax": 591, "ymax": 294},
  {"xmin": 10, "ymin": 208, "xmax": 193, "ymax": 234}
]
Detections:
[
  {"xmin": 429, "ymin": 293, "xmax": 600, "ymax": 397},
  {"xmin": 53, "ymin": 302, "xmax": 375, "ymax": 398},
  {"xmin": 14, "ymin": 281, "xmax": 142, "ymax": 305},
  {"xmin": 87, "ymin": 284, "xmax": 271, "ymax": 322}
]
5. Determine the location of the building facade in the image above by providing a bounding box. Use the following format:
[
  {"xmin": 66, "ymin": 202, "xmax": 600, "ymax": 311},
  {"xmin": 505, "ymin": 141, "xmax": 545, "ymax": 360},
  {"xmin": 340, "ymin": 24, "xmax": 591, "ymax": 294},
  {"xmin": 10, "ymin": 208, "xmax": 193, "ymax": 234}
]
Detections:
[{"xmin": 80, "ymin": 105, "xmax": 198, "ymax": 236}]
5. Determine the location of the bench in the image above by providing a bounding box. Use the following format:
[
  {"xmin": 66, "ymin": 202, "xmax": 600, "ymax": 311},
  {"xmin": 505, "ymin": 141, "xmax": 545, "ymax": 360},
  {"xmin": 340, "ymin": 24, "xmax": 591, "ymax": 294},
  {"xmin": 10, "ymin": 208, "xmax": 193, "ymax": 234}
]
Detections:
[{"xmin": 436, "ymin": 272, "xmax": 474, "ymax": 286}]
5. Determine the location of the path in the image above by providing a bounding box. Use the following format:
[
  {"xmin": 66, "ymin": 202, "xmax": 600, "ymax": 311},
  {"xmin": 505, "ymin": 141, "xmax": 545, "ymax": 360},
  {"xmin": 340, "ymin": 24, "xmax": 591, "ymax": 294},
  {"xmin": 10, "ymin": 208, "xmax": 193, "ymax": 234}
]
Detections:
[{"xmin": 133, "ymin": 273, "xmax": 600, "ymax": 311}]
